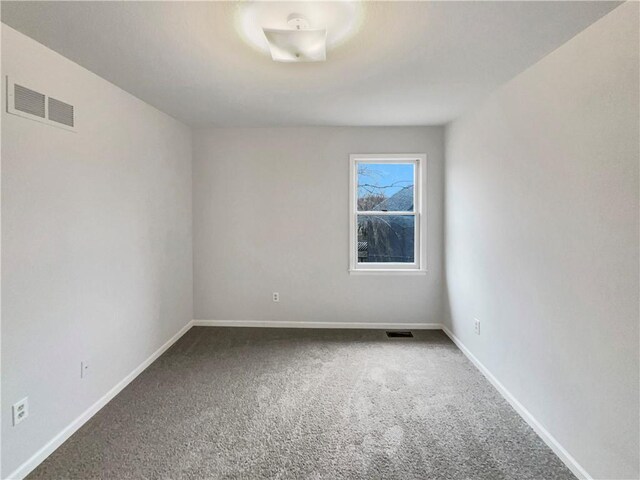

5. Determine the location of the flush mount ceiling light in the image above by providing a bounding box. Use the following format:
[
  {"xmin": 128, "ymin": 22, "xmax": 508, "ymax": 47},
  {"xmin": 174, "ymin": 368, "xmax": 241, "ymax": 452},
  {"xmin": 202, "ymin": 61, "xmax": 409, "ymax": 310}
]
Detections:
[
  {"xmin": 236, "ymin": 1, "xmax": 364, "ymax": 63},
  {"xmin": 263, "ymin": 13, "xmax": 326, "ymax": 62}
]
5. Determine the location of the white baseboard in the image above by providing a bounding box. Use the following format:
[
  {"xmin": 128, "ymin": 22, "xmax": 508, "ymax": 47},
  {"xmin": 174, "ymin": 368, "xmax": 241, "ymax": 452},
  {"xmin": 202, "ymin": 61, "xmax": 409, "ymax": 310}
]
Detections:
[
  {"xmin": 6, "ymin": 320, "xmax": 195, "ymax": 480},
  {"xmin": 441, "ymin": 326, "xmax": 592, "ymax": 480},
  {"xmin": 192, "ymin": 319, "xmax": 444, "ymax": 330}
]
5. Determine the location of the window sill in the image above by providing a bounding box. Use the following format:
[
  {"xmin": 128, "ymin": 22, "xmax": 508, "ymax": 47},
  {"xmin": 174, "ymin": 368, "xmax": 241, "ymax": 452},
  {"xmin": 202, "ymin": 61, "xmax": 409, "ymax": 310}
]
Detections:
[{"xmin": 348, "ymin": 269, "xmax": 427, "ymax": 275}]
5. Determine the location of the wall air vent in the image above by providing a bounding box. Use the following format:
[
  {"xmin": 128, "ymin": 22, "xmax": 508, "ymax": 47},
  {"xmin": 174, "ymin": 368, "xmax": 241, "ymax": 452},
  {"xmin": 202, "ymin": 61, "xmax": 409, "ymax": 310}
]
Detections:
[
  {"xmin": 48, "ymin": 97, "xmax": 74, "ymax": 127},
  {"xmin": 6, "ymin": 77, "xmax": 76, "ymax": 132},
  {"xmin": 14, "ymin": 84, "xmax": 45, "ymax": 118}
]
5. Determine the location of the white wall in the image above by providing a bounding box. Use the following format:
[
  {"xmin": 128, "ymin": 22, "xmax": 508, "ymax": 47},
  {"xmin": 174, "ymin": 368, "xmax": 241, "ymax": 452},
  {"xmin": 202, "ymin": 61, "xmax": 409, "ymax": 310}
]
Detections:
[
  {"xmin": 193, "ymin": 127, "xmax": 445, "ymax": 325},
  {"xmin": 445, "ymin": 3, "xmax": 639, "ymax": 479},
  {"xmin": 1, "ymin": 25, "xmax": 193, "ymax": 478}
]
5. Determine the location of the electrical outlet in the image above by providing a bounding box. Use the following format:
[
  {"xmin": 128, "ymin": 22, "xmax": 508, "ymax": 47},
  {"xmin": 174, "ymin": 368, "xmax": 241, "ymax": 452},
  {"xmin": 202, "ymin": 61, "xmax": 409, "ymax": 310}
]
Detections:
[
  {"xmin": 474, "ymin": 318, "xmax": 481, "ymax": 335},
  {"xmin": 81, "ymin": 361, "xmax": 89, "ymax": 379},
  {"xmin": 12, "ymin": 397, "xmax": 29, "ymax": 426},
  {"xmin": 272, "ymin": 292, "xmax": 280, "ymax": 302}
]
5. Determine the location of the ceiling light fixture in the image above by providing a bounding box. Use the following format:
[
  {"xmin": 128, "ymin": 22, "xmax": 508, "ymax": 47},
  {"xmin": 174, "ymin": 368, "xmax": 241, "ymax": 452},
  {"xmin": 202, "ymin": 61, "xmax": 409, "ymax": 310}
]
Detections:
[
  {"xmin": 263, "ymin": 13, "xmax": 326, "ymax": 62},
  {"xmin": 236, "ymin": 1, "xmax": 364, "ymax": 64}
]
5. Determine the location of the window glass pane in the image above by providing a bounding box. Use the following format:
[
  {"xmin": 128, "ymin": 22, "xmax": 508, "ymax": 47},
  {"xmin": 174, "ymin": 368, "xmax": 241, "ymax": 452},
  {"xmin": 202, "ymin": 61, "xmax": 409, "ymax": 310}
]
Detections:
[
  {"xmin": 357, "ymin": 215, "xmax": 415, "ymax": 263},
  {"xmin": 357, "ymin": 163, "xmax": 414, "ymax": 211}
]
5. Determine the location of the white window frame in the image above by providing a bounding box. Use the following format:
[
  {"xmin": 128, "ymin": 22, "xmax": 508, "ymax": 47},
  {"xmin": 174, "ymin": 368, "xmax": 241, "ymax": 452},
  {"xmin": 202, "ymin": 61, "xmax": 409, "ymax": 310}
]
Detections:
[{"xmin": 349, "ymin": 153, "xmax": 427, "ymax": 275}]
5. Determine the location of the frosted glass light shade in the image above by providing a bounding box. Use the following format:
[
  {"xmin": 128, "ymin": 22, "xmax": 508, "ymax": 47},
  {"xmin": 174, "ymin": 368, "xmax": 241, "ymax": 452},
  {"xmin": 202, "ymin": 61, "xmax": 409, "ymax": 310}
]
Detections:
[{"xmin": 262, "ymin": 28, "xmax": 327, "ymax": 62}]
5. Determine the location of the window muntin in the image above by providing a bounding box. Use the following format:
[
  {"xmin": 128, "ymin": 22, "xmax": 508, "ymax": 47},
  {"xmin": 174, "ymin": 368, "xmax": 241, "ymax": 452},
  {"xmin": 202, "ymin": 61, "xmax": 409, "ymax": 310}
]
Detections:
[{"xmin": 349, "ymin": 154, "xmax": 425, "ymax": 273}]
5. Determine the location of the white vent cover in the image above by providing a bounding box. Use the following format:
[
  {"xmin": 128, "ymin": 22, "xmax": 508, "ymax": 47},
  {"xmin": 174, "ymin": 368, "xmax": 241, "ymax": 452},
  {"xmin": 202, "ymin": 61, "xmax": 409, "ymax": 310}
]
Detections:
[{"xmin": 6, "ymin": 77, "xmax": 76, "ymax": 131}]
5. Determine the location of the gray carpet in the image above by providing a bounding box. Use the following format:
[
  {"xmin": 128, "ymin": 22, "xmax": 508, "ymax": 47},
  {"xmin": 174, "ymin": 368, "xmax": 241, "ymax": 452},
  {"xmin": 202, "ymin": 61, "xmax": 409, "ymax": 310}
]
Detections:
[{"xmin": 29, "ymin": 327, "xmax": 575, "ymax": 479}]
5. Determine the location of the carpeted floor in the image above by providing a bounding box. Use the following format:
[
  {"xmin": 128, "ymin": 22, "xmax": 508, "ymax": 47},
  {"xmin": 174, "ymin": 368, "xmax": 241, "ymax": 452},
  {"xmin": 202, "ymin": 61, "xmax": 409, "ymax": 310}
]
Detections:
[{"xmin": 29, "ymin": 327, "xmax": 575, "ymax": 479}]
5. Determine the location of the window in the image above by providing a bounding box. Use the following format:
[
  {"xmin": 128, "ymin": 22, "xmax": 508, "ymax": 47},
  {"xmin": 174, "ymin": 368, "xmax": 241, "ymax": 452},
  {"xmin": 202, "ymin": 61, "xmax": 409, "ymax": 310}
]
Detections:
[{"xmin": 349, "ymin": 154, "xmax": 426, "ymax": 274}]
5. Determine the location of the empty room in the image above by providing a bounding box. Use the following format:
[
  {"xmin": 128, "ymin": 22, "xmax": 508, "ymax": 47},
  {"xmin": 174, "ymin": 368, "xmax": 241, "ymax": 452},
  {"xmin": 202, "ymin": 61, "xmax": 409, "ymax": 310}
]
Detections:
[{"xmin": 1, "ymin": 1, "xmax": 638, "ymax": 479}]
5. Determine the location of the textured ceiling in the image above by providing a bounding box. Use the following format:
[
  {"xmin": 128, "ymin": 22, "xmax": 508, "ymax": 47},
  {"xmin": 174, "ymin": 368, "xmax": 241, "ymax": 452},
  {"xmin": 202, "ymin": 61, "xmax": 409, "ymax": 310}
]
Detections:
[{"xmin": 1, "ymin": 1, "xmax": 621, "ymax": 127}]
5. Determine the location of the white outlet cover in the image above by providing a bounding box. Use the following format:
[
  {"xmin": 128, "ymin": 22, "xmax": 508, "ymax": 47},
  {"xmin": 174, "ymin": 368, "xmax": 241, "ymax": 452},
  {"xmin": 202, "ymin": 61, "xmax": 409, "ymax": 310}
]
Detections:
[
  {"xmin": 12, "ymin": 397, "xmax": 29, "ymax": 426},
  {"xmin": 273, "ymin": 292, "xmax": 280, "ymax": 302}
]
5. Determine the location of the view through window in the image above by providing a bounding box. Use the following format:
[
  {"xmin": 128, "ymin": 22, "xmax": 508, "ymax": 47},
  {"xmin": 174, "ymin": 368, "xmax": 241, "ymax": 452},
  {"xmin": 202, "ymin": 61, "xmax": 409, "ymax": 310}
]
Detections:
[{"xmin": 350, "ymin": 154, "xmax": 425, "ymax": 272}]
